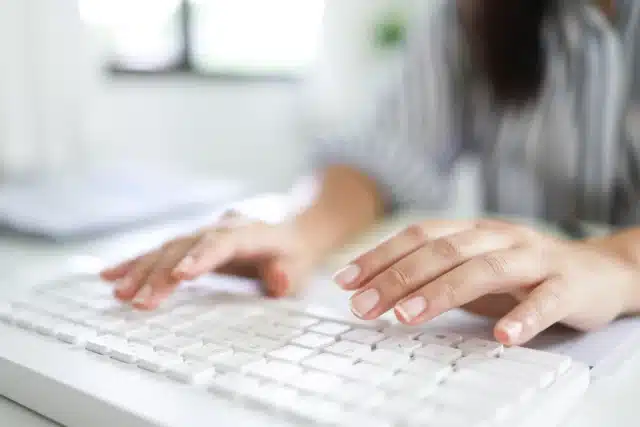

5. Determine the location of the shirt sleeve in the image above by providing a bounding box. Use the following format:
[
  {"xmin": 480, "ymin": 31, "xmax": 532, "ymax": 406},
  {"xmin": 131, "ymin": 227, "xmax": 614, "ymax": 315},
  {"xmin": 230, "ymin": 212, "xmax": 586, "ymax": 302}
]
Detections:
[{"xmin": 310, "ymin": 1, "xmax": 466, "ymax": 213}]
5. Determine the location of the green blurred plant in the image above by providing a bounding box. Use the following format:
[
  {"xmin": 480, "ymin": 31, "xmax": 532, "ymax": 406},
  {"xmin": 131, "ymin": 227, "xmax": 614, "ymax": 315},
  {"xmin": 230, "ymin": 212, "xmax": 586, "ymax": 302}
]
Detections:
[{"xmin": 373, "ymin": 10, "xmax": 407, "ymax": 51}]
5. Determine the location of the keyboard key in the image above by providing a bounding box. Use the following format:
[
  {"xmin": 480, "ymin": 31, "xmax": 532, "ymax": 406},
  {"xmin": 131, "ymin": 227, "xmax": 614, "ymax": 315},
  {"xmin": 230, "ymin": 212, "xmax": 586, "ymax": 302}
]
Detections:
[
  {"xmin": 457, "ymin": 338, "xmax": 503, "ymax": 356},
  {"xmin": 308, "ymin": 321, "xmax": 351, "ymax": 336},
  {"xmin": 267, "ymin": 345, "xmax": 315, "ymax": 363},
  {"xmin": 284, "ymin": 371, "xmax": 343, "ymax": 394},
  {"xmin": 273, "ymin": 314, "xmax": 319, "ymax": 329},
  {"xmin": 137, "ymin": 351, "xmax": 183, "ymax": 373},
  {"xmin": 414, "ymin": 344, "xmax": 463, "ymax": 364},
  {"xmin": 252, "ymin": 324, "xmax": 301, "ymax": 342},
  {"xmin": 445, "ymin": 370, "xmax": 537, "ymax": 404},
  {"xmin": 382, "ymin": 373, "xmax": 440, "ymax": 396},
  {"xmin": 416, "ymin": 332, "xmax": 463, "ymax": 347},
  {"xmin": 284, "ymin": 396, "xmax": 344, "ymax": 425},
  {"xmin": 340, "ymin": 362, "xmax": 394, "ymax": 384},
  {"xmin": 233, "ymin": 336, "xmax": 282, "ymax": 354},
  {"xmin": 154, "ymin": 336, "xmax": 203, "ymax": 354},
  {"xmin": 86, "ymin": 335, "xmax": 126, "ymax": 355},
  {"xmin": 400, "ymin": 359, "xmax": 452, "ymax": 381},
  {"xmin": 128, "ymin": 327, "xmax": 171, "ymax": 345},
  {"xmin": 359, "ymin": 349, "xmax": 411, "ymax": 368},
  {"xmin": 381, "ymin": 326, "xmax": 422, "ymax": 339},
  {"xmin": 376, "ymin": 337, "xmax": 422, "ymax": 353},
  {"xmin": 244, "ymin": 359, "xmax": 304, "ymax": 381},
  {"xmin": 501, "ymin": 346, "xmax": 572, "ymax": 375},
  {"xmin": 56, "ymin": 325, "xmax": 98, "ymax": 345},
  {"xmin": 166, "ymin": 360, "xmax": 217, "ymax": 384},
  {"xmin": 457, "ymin": 357, "xmax": 555, "ymax": 388},
  {"xmin": 325, "ymin": 381, "xmax": 384, "ymax": 406},
  {"xmin": 302, "ymin": 353, "xmax": 355, "ymax": 375},
  {"xmin": 325, "ymin": 341, "xmax": 372, "ymax": 359},
  {"xmin": 291, "ymin": 332, "xmax": 335, "ymax": 349},
  {"xmin": 110, "ymin": 342, "xmax": 155, "ymax": 364},
  {"xmin": 371, "ymin": 395, "xmax": 424, "ymax": 419},
  {"xmin": 342, "ymin": 329, "xmax": 386, "ymax": 346},
  {"xmin": 209, "ymin": 372, "xmax": 264, "ymax": 398},
  {"xmin": 211, "ymin": 351, "xmax": 262, "ymax": 372},
  {"xmin": 182, "ymin": 344, "xmax": 233, "ymax": 362}
]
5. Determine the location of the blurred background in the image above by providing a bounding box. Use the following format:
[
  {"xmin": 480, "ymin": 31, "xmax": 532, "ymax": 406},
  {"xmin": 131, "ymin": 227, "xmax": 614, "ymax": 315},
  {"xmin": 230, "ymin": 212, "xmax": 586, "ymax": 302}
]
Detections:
[{"xmin": 0, "ymin": 0, "xmax": 637, "ymax": 242}]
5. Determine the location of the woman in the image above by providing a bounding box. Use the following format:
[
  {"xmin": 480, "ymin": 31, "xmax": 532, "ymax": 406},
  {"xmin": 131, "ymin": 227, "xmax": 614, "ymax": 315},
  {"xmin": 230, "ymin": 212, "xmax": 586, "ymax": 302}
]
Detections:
[{"xmin": 101, "ymin": 0, "xmax": 640, "ymax": 346}]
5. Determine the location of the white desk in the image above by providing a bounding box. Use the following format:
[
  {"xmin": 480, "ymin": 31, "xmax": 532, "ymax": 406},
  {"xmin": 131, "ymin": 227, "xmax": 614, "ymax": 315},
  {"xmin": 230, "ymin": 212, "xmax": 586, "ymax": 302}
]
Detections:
[{"xmin": 1, "ymin": 212, "xmax": 639, "ymax": 427}]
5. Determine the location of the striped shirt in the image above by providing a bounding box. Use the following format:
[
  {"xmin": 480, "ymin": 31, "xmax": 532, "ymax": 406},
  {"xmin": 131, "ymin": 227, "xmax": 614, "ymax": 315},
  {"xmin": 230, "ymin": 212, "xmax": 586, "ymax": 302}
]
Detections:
[{"xmin": 313, "ymin": 0, "xmax": 639, "ymax": 230}]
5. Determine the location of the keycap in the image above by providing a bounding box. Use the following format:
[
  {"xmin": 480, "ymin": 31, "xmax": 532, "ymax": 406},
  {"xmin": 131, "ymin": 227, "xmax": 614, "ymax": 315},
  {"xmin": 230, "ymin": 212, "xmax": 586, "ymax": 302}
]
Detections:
[
  {"xmin": 342, "ymin": 329, "xmax": 386, "ymax": 346},
  {"xmin": 359, "ymin": 349, "xmax": 411, "ymax": 368},
  {"xmin": 14, "ymin": 311, "xmax": 48, "ymax": 331},
  {"xmin": 325, "ymin": 341, "xmax": 372, "ymax": 359},
  {"xmin": 400, "ymin": 358, "xmax": 452, "ymax": 381},
  {"xmin": 137, "ymin": 351, "xmax": 184, "ymax": 373},
  {"xmin": 381, "ymin": 326, "xmax": 422, "ymax": 339},
  {"xmin": 273, "ymin": 314, "xmax": 319, "ymax": 329},
  {"xmin": 371, "ymin": 395, "xmax": 424, "ymax": 419},
  {"xmin": 445, "ymin": 370, "xmax": 537, "ymax": 404},
  {"xmin": 382, "ymin": 372, "xmax": 440, "ymax": 396},
  {"xmin": 288, "ymin": 396, "xmax": 346, "ymax": 425},
  {"xmin": 416, "ymin": 332, "xmax": 464, "ymax": 347},
  {"xmin": 267, "ymin": 345, "xmax": 315, "ymax": 363},
  {"xmin": 166, "ymin": 360, "xmax": 217, "ymax": 384},
  {"xmin": 457, "ymin": 338, "xmax": 503, "ymax": 356},
  {"xmin": 308, "ymin": 321, "xmax": 351, "ymax": 336},
  {"xmin": 233, "ymin": 336, "xmax": 282, "ymax": 354},
  {"xmin": 252, "ymin": 324, "xmax": 301, "ymax": 342},
  {"xmin": 128, "ymin": 327, "xmax": 171, "ymax": 345},
  {"xmin": 457, "ymin": 357, "xmax": 555, "ymax": 388},
  {"xmin": 325, "ymin": 381, "xmax": 384, "ymax": 406},
  {"xmin": 340, "ymin": 362, "xmax": 394, "ymax": 384},
  {"xmin": 86, "ymin": 335, "xmax": 127, "ymax": 355},
  {"xmin": 302, "ymin": 353, "xmax": 355, "ymax": 375},
  {"xmin": 209, "ymin": 373, "xmax": 264, "ymax": 398},
  {"xmin": 284, "ymin": 371, "xmax": 343, "ymax": 394},
  {"xmin": 211, "ymin": 351, "xmax": 262, "ymax": 372},
  {"xmin": 154, "ymin": 336, "xmax": 203, "ymax": 353},
  {"xmin": 146, "ymin": 316, "xmax": 193, "ymax": 332},
  {"xmin": 255, "ymin": 384, "xmax": 301, "ymax": 410},
  {"xmin": 376, "ymin": 337, "xmax": 422, "ymax": 353},
  {"xmin": 182, "ymin": 344, "xmax": 233, "ymax": 362},
  {"xmin": 244, "ymin": 359, "xmax": 304, "ymax": 381},
  {"xmin": 501, "ymin": 346, "xmax": 572, "ymax": 375},
  {"xmin": 56, "ymin": 325, "xmax": 98, "ymax": 345},
  {"xmin": 291, "ymin": 332, "xmax": 336, "ymax": 349},
  {"xmin": 414, "ymin": 344, "xmax": 463, "ymax": 364},
  {"xmin": 110, "ymin": 342, "xmax": 155, "ymax": 364},
  {"xmin": 404, "ymin": 405, "xmax": 440, "ymax": 426}
]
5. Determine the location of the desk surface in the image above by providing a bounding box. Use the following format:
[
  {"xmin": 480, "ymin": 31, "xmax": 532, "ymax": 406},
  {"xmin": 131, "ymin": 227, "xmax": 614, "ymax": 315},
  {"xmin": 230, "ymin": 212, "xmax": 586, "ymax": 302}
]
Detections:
[{"xmin": 1, "ymin": 212, "xmax": 638, "ymax": 427}]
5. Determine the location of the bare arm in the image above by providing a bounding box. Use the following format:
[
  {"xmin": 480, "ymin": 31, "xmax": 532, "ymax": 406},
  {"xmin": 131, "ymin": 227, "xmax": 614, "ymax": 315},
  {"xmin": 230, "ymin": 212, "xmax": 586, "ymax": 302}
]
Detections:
[{"xmin": 294, "ymin": 166, "xmax": 386, "ymax": 261}]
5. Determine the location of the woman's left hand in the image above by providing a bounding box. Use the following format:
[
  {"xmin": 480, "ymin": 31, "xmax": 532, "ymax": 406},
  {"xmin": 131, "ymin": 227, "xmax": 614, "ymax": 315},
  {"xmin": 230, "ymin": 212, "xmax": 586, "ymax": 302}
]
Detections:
[{"xmin": 333, "ymin": 219, "xmax": 640, "ymax": 345}]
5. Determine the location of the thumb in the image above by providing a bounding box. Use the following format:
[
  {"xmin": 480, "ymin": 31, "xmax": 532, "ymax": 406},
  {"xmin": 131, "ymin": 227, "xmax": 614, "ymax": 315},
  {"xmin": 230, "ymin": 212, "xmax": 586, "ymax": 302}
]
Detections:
[{"xmin": 260, "ymin": 258, "xmax": 308, "ymax": 298}]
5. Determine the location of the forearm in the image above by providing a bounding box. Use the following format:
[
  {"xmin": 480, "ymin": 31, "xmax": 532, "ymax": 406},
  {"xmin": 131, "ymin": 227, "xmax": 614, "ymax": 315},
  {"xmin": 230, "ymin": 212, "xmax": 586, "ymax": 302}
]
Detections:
[{"xmin": 294, "ymin": 165, "xmax": 386, "ymax": 260}]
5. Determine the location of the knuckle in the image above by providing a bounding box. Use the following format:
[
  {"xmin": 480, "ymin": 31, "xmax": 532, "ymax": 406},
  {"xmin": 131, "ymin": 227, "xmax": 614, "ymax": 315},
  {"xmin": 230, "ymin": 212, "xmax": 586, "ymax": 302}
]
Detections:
[
  {"xmin": 441, "ymin": 282, "xmax": 461, "ymax": 307},
  {"xmin": 479, "ymin": 253, "xmax": 510, "ymax": 277},
  {"xmin": 403, "ymin": 224, "xmax": 428, "ymax": 245},
  {"xmin": 431, "ymin": 237, "xmax": 462, "ymax": 260},
  {"xmin": 384, "ymin": 266, "xmax": 413, "ymax": 293}
]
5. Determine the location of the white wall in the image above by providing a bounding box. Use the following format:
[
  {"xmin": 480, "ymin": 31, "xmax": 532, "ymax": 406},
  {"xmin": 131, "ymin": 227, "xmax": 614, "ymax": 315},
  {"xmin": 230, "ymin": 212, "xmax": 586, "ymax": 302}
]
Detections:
[{"xmin": 0, "ymin": 0, "xmax": 426, "ymax": 191}]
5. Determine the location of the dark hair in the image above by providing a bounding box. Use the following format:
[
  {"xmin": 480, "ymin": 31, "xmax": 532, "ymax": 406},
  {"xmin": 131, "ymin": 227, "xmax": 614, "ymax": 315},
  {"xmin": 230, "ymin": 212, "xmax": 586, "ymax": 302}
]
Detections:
[{"xmin": 472, "ymin": 0, "xmax": 558, "ymax": 106}]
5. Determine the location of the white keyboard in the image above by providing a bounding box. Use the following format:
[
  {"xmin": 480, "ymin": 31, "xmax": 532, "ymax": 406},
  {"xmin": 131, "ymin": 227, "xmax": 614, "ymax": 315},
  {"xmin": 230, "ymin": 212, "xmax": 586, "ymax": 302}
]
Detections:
[{"xmin": 0, "ymin": 278, "xmax": 590, "ymax": 427}]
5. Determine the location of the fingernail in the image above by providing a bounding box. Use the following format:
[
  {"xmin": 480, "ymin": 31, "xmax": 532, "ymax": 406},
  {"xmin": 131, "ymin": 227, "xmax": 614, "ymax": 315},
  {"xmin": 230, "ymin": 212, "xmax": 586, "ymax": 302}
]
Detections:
[
  {"xmin": 500, "ymin": 320, "xmax": 523, "ymax": 343},
  {"xmin": 396, "ymin": 297, "xmax": 428, "ymax": 322},
  {"xmin": 175, "ymin": 255, "xmax": 196, "ymax": 273},
  {"xmin": 333, "ymin": 264, "xmax": 361, "ymax": 287},
  {"xmin": 350, "ymin": 288, "xmax": 380, "ymax": 318},
  {"xmin": 132, "ymin": 284, "xmax": 153, "ymax": 305}
]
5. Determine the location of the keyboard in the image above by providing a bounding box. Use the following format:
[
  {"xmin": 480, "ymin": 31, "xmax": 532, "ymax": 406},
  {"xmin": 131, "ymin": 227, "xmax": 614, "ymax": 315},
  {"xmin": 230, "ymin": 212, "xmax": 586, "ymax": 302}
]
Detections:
[{"xmin": 0, "ymin": 277, "xmax": 590, "ymax": 427}]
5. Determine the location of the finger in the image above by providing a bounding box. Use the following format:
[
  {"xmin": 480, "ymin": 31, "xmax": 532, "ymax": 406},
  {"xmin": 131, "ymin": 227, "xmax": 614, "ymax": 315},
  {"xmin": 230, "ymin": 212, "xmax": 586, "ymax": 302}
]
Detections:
[
  {"xmin": 393, "ymin": 247, "xmax": 549, "ymax": 324},
  {"xmin": 132, "ymin": 239, "xmax": 199, "ymax": 310},
  {"xmin": 100, "ymin": 257, "xmax": 140, "ymax": 281},
  {"xmin": 349, "ymin": 228, "xmax": 518, "ymax": 320},
  {"xmin": 113, "ymin": 252, "xmax": 162, "ymax": 302},
  {"xmin": 261, "ymin": 259, "xmax": 295, "ymax": 298},
  {"xmin": 334, "ymin": 221, "xmax": 474, "ymax": 290},
  {"xmin": 494, "ymin": 276, "xmax": 573, "ymax": 345},
  {"xmin": 172, "ymin": 224, "xmax": 286, "ymax": 280}
]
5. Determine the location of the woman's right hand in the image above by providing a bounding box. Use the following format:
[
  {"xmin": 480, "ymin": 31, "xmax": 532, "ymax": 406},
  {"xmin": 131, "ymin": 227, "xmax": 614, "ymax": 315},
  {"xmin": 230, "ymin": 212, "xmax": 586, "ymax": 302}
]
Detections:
[{"xmin": 100, "ymin": 213, "xmax": 319, "ymax": 310}]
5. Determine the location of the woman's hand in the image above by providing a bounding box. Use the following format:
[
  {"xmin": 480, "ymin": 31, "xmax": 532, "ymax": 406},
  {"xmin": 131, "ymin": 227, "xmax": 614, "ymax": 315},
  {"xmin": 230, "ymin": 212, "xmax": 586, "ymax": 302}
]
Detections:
[
  {"xmin": 333, "ymin": 219, "xmax": 640, "ymax": 346},
  {"xmin": 100, "ymin": 212, "xmax": 319, "ymax": 310}
]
